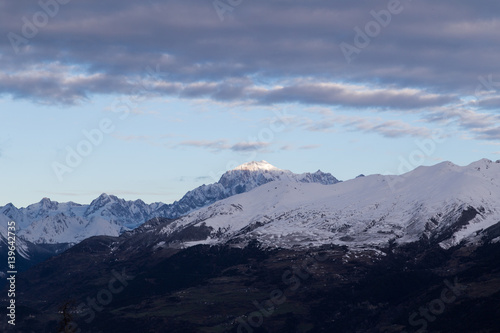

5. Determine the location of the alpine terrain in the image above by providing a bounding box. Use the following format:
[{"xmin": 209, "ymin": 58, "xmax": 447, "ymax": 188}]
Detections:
[
  {"xmin": 0, "ymin": 161, "xmax": 338, "ymax": 245},
  {"xmin": 3, "ymin": 159, "xmax": 500, "ymax": 332},
  {"xmin": 0, "ymin": 161, "xmax": 338, "ymax": 273}
]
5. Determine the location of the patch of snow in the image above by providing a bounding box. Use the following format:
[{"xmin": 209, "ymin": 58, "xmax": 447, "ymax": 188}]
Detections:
[
  {"xmin": 233, "ymin": 160, "xmax": 280, "ymax": 171},
  {"xmin": 159, "ymin": 159, "xmax": 500, "ymax": 250},
  {"xmin": 491, "ymin": 236, "xmax": 500, "ymax": 244}
]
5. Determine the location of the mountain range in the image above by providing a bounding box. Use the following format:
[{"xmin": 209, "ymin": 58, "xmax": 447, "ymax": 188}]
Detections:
[
  {"xmin": 0, "ymin": 161, "xmax": 338, "ymax": 245},
  {"xmin": 153, "ymin": 158, "xmax": 500, "ymax": 251},
  {"xmin": 0, "ymin": 161, "xmax": 339, "ymax": 274},
  {"xmin": 6, "ymin": 158, "xmax": 500, "ymax": 332},
  {"xmin": 57, "ymin": 158, "xmax": 500, "ymax": 258}
]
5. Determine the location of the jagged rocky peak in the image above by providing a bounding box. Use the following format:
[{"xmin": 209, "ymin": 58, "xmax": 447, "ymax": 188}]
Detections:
[
  {"xmin": 232, "ymin": 160, "xmax": 281, "ymax": 172},
  {"xmin": 1, "ymin": 202, "xmax": 18, "ymax": 213},
  {"xmin": 5, "ymin": 161, "xmax": 343, "ymax": 245},
  {"xmin": 85, "ymin": 193, "xmax": 115, "ymax": 216},
  {"xmin": 299, "ymin": 169, "xmax": 340, "ymax": 184},
  {"xmin": 38, "ymin": 197, "xmax": 58, "ymax": 210},
  {"xmin": 134, "ymin": 198, "xmax": 146, "ymax": 205},
  {"xmin": 218, "ymin": 161, "xmax": 288, "ymax": 194},
  {"xmin": 90, "ymin": 193, "xmax": 116, "ymax": 205}
]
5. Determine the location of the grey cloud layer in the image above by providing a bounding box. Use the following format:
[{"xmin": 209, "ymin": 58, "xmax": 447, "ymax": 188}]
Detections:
[
  {"xmin": 1, "ymin": 0, "xmax": 499, "ymax": 138},
  {"xmin": 179, "ymin": 140, "xmax": 270, "ymax": 152}
]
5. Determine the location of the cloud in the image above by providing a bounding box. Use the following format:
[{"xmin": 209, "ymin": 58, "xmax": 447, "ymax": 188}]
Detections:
[
  {"xmin": 257, "ymin": 82, "xmax": 455, "ymax": 110},
  {"xmin": 179, "ymin": 140, "xmax": 229, "ymax": 152},
  {"xmin": 345, "ymin": 118, "xmax": 434, "ymax": 138},
  {"xmin": 423, "ymin": 107, "xmax": 500, "ymax": 141},
  {"xmin": 299, "ymin": 144, "xmax": 321, "ymax": 150},
  {"xmin": 1, "ymin": 0, "xmax": 499, "ymax": 141},
  {"xmin": 277, "ymin": 144, "xmax": 320, "ymax": 151},
  {"xmin": 178, "ymin": 139, "xmax": 270, "ymax": 152},
  {"xmin": 1, "ymin": 1, "xmax": 499, "ymax": 97},
  {"xmin": 298, "ymin": 112, "xmax": 434, "ymax": 139},
  {"xmin": 475, "ymin": 127, "xmax": 500, "ymax": 141},
  {"xmin": 279, "ymin": 145, "xmax": 293, "ymax": 151},
  {"xmin": 230, "ymin": 142, "xmax": 270, "ymax": 152},
  {"xmin": 475, "ymin": 96, "xmax": 500, "ymax": 110},
  {"xmin": 195, "ymin": 176, "xmax": 212, "ymax": 182}
]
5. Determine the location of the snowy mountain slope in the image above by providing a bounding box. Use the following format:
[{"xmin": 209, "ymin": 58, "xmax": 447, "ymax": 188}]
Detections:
[
  {"xmin": 10, "ymin": 159, "xmax": 500, "ymax": 333},
  {"xmin": 155, "ymin": 160, "xmax": 339, "ymax": 218},
  {"xmin": 83, "ymin": 194, "xmax": 154, "ymax": 228},
  {"xmin": 1, "ymin": 161, "xmax": 339, "ymax": 244},
  {"xmin": 154, "ymin": 159, "xmax": 500, "ymax": 250},
  {"xmin": 14, "ymin": 195, "xmax": 154, "ymax": 244},
  {"xmin": 0, "ymin": 214, "xmax": 71, "ymax": 278},
  {"xmin": 0, "ymin": 214, "xmax": 30, "ymax": 260},
  {"xmin": 0, "ymin": 198, "xmax": 85, "ymax": 230},
  {"xmin": 18, "ymin": 214, "xmax": 124, "ymax": 244}
]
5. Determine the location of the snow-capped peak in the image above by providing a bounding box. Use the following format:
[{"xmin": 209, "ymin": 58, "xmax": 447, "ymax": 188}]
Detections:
[
  {"xmin": 38, "ymin": 197, "xmax": 58, "ymax": 209},
  {"xmin": 157, "ymin": 159, "xmax": 500, "ymax": 251},
  {"xmin": 233, "ymin": 160, "xmax": 280, "ymax": 172}
]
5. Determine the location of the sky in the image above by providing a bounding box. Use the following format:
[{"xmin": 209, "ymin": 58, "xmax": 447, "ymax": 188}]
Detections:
[{"xmin": 1, "ymin": 0, "xmax": 499, "ymax": 207}]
